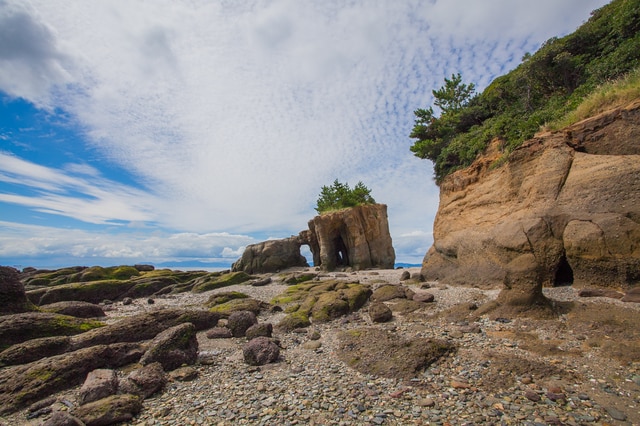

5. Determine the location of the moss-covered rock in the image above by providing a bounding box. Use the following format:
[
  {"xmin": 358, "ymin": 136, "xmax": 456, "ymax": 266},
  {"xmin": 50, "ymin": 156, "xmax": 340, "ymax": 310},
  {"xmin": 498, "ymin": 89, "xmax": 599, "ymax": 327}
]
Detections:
[
  {"xmin": 209, "ymin": 298, "xmax": 267, "ymax": 317},
  {"xmin": 207, "ymin": 291, "xmax": 248, "ymax": 306},
  {"xmin": 274, "ymin": 281, "xmax": 371, "ymax": 329},
  {"xmin": 70, "ymin": 309, "xmax": 217, "ymax": 350},
  {"xmin": 0, "ymin": 312, "xmax": 105, "ymax": 351},
  {"xmin": 281, "ymin": 272, "xmax": 317, "ymax": 285},
  {"xmin": 0, "ymin": 266, "xmax": 38, "ymax": 315},
  {"xmin": 337, "ymin": 327, "xmax": 454, "ymax": 379},
  {"xmin": 0, "ymin": 343, "xmax": 142, "ymax": 415},
  {"xmin": 28, "ymin": 280, "xmax": 137, "ymax": 305},
  {"xmin": 0, "ymin": 336, "xmax": 71, "ymax": 367},
  {"xmin": 277, "ymin": 310, "xmax": 311, "ymax": 331},
  {"xmin": 40, "ymin": 301, "xmax": 106, "ymax": 318},
  {"xmin": 123, "ymin": 276, "xmax": 180, "ymax": 299},
  {"xmin": 311, "ymin": 292, "xmax": 351, "ymax": 322},
  {"xmin": 370, "ymin": 284, "xmax": 413, "ymax": 302},
  {"xmin": 192, "ymin": 272, "xmax": 253, "ymax": 293}
]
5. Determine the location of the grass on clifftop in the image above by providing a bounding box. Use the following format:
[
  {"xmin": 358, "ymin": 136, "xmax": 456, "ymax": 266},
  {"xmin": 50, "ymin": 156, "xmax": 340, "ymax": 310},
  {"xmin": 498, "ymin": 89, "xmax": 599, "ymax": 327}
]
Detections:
[
  {"xmin": 409, "ymin": 0, "xmax": 640, "ymax": 182},
  {"xmin": 547, "ymin": 66, "xmax": 640, "ymax": 130}
]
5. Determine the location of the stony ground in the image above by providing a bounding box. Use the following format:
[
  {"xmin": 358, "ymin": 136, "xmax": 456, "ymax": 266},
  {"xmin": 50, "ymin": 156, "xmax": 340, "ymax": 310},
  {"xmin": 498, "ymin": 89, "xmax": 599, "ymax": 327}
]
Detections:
[{"xmin": 1, "ymin": 267, "xmax": 639, "ymax": 426}]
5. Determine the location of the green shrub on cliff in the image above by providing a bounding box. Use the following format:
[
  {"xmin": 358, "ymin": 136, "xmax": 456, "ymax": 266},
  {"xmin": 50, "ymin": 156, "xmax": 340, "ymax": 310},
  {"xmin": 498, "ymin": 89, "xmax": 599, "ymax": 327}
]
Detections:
[
  {"xmin": 410, "ymin": 0, "xmax": 640, "ymax": 182},
  {"xmin": 315, "ymin": 180, "xmax": 375, "ymax": 214}
]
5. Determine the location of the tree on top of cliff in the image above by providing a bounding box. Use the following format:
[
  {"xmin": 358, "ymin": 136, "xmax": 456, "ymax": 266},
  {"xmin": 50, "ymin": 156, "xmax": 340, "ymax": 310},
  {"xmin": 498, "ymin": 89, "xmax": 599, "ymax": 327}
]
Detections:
[
  {"xmin": 315, "ymin": 180, "xmax": 376, "ymax": 214},
  {"xmin": 410, "ymin": 0, "xmax": 640, "ymax": 182}
]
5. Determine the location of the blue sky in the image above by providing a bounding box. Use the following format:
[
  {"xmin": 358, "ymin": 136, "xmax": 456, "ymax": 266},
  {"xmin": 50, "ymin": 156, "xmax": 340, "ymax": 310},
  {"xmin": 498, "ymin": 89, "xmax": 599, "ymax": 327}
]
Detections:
[{"xmin": 0, "ymin": 0, "xmax": 609, "ymax": 269}]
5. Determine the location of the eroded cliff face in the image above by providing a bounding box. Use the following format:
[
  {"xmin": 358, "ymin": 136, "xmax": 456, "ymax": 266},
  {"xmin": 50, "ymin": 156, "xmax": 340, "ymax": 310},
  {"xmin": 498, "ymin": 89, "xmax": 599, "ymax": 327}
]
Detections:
[
  {"xmin": 307, "ymin": 204, "xmax": 395, "ymax": 271},
  {"xmin": 422, "ymin": 99, "xmax": 640, "ymax": 289}
]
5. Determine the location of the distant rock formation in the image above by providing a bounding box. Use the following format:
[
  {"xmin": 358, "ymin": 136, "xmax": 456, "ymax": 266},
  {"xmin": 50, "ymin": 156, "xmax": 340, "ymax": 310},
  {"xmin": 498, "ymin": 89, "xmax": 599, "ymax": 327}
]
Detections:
[
  {"xmin": 233, "ymin": 204, "xmax": 395, "ymax": 273},
  {"xmin": 305, "ymin": 204, "xmax": 396, "ymax": 271},
  {"xmin": 231, "ymin": 236, "xmax": 309, "ymax": 274},
  {"xmin": 0, "ymin": 266, "xmax": 37, "ymax": 315},
  {"xmin": 422, "ymin": 100, "xmax": 640, "ymax": 291}
]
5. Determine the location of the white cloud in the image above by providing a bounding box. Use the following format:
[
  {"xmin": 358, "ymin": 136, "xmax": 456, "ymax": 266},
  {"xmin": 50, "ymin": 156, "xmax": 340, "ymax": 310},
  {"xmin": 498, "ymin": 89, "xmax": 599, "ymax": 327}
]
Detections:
[
  {"xmin": 0, "ymin": 220, "xmax": 255, "ymax": 266},
  {"xmin": 0, "ymin": 152, "xmax": 159, "ymax": 225},
  {"xmin": 0, "ymin": 0, "xmax": 609, "ymax": 265}
]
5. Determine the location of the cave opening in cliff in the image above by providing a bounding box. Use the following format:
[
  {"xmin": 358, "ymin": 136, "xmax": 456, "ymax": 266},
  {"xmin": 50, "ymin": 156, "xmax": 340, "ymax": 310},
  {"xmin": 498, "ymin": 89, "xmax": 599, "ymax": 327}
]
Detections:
[
  {"xmin": 554, "ymin": 254, "xmax": 574, "ymax": 286},
  {"xmin": 333, "ymin": 235, "xmax": 350, "ymax": 267}
]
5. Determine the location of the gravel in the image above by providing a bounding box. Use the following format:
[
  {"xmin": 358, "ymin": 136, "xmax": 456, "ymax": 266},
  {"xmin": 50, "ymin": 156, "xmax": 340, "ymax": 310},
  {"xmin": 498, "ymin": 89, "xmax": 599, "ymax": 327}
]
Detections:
[{"xmin": 1, "ymin": 267, "xmax": 639, "ymax": 425}]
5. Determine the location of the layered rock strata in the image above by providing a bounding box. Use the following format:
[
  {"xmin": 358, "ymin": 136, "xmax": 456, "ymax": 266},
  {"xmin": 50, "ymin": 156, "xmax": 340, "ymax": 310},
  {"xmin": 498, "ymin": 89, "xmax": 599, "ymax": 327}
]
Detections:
[
  {"xmin": 234, "ymin": 204, "xmax": 395, "ymax": 273},
  {"xmin": 422, "ymin": 100, "xmax": 640, "ymax": 289}
]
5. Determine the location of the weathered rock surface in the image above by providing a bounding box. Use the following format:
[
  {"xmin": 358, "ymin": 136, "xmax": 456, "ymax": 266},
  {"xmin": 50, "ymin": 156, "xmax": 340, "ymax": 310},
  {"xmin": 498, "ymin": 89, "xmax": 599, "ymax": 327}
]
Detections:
[
  {"xmin": 368, "ymin": 302, "xmax": 393, "ymax": 323},
  {"xmin": 245, "ymin": 322, "xmax": 273, "ymax": 340},
  {"xmin": 0, "ymin": 266, "xmax": 37, "ymax": 315},
  {"xmin": 422, "ymin": 100, "xmax": 640, "ymax": 291},
  {"xmin": 0, "ymin": 343, "xmax": 142, "ymax": 414},
  {"xmin": 233, "ymin": 204, "xmax": 395, "ymax": 273},
  {"xmin": 40, "ymin": 301, "xmax": 106, "ymax": 318},
  {"xmin": 118, "ymin": 362, "xmax": 166, "ymax": 398},
  {"xmin": 73, "ymin": 394, "xmax": 142, "ymax": 426},
  {"xmin": 139, "ymin": 323, "xmax": 198, "ymax": 371},
  {"xmin": 227, "ymin": 310, "xmax": 258, "ymax": 337},
  {"xmin": 242, "ymin": 337, "xmax": 280, "ymax": 366},
  {"xmin": 305, "ymin": 204, "xmax": 395, "ymax": 271},
  {"xmin": 78, "ymin": 369, "xmax": 118, "ymax": 405},
  {"xmin": 0, "ymin": 336, "xmax": 71, "ymax": 366},
  {"xmin": 232, "ymin": 236, "xmax": 309, "ymax": 274},
  {"xmin": 0, "ymin": 312, "xmax": 103, "ymax": 350},
  {"xmin": 42, "ymin": 411, "xmax": 85, "ymax": 426},
  {"xmin": 337, "ymin": 327, "xmax": 454, "ymax": 379},
  {"xmin": 70, "ymin": 309, "xmax": 217, "ymax": 350}
]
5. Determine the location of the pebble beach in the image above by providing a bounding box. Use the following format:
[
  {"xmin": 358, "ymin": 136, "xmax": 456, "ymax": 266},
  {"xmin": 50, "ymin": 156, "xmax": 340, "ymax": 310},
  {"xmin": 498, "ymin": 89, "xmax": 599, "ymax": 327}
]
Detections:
[{"xmin": 2, "ymin": 267, "xmax": 639, "ymax": 426}]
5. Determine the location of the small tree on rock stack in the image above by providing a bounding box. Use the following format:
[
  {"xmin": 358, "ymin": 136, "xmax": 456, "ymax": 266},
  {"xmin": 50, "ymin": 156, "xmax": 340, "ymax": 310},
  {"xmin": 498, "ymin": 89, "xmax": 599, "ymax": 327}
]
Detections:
[{"xmin": 315, "ymin": 180, "xmax": 375, "ymax": 214}]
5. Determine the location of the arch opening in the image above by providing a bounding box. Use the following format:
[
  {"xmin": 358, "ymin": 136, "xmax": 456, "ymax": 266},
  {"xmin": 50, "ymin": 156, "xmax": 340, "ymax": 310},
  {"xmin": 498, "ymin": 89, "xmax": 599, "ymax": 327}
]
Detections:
[
  {"xmin": 554, "ymin": 254, "xmax": 574, "ymax": 286},
  {"xmin": 333, "ymin": 235, "xmax": 350, "ymax": 267}
]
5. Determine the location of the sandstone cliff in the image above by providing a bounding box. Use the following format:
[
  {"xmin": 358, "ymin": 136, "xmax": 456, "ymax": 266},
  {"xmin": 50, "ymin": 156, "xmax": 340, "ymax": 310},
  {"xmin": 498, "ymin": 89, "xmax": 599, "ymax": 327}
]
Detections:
[
  {"xmin": 422, "ymin": 99, "xmax": 640, "ymax": 289},
  {"xmin": 233, "ymin": 204, "xmax": 395, "ymax": 273}
]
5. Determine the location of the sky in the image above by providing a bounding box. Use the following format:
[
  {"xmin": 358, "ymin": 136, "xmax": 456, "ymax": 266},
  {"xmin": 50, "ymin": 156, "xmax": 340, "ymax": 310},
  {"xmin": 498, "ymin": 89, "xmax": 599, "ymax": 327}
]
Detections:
[{"xmin": 0, "ymin": 0, "xmax": 610, "ymax": 269}]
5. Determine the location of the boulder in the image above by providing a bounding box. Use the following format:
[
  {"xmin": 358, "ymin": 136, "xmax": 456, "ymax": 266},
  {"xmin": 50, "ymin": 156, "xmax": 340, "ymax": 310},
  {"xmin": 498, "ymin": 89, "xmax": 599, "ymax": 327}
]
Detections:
[
  {"xmin": 371, "ymin": 285, "xmax": 410, "ymax": 302},
  {"xmin": 0, "ymin": 343, "xmax": 143, "ymax": 414},
  {"xmin": 42, "ymin": 411, "xmax": 85, "ymax": 426},
  {"xmin": 0, "ymin": 336, "xmax": 71, "ymax": 366},
  {"xmin": 0, "ymin": 266, "xmax": 37, "ymax": 315},
  {"xmin": 227, "ymin": 311, "xmax": 258, "ymax": 337},
  {"xmin": 206, "ymin": 327, "xmax": 233, "ymax": 339},
  {"xmin": 70, "ymin": 309, "xmax": 218, "ymax": 350},
  {"xmin": 40, "ymin": 301, "xmax": 106, "ymax": 318},
  {"xmin": 118, "ymin": 362, "xmax": 166, "ymax": 398},
  {"xmin": 139, "ymin": 323, "xmax": 198, "ymax": 371},
  {"xmin": 369, "ymin": 302, "xmax": 393, "ymax": 323},
  {"xmin": 0, "ymin": 312, "xmax": 104, "ymax": 350},
  {"xmin": 337, "ymin": 327, "xmax": 454, "ymax": 379},
  {"xmin": 78, "ymin": 369, "xmax": 118, "ymax": 405},
  {"xmin": 413, "ymin": 292, "xmax": 435, "ymax": 303},
  {"xmin": 27, "ymin": 280, "xmax": 136, "ymax": 306},
  {"xmin": 134, "ymin": 264, "xmax": 155, "ymax": 272},
  {"xmin": 73, "ymin": 394, "xmax": 142, "ymax": 426},
  {"xmin": 242, "ymin": 337, "xmax": 280, "ymax": 366},
  {"xmin": 245, "ymin": 322, "xmax": 273, "ymax": 340},
  {"xmin": 422, "ymin": 101, "xmax": 640, "ymax": 292},
  {"xmin": 169, "ymin": 366, "xmax": 198, "ymax": 382},
  {"xmin": 232, "ymin": 236, "xmax": 309, "ymax": 274}
]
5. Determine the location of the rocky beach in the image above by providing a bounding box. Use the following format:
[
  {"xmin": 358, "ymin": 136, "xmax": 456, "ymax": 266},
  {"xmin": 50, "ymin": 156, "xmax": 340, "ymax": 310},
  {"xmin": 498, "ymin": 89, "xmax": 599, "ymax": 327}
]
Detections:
[{"xmin": 1, "ymin": 266, "xmax": 639, "ymax": 426}]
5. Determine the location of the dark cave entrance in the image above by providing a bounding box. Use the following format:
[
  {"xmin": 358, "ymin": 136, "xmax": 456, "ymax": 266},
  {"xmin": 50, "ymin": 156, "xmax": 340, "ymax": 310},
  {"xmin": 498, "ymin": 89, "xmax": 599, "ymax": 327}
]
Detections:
[
  {"xmin": 333, "ymin": 235, "xmax": 350, "ymax": 267},
  {"xmin": 554, "ymin": 254, "xmax": 574, "ymax": 286}
]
